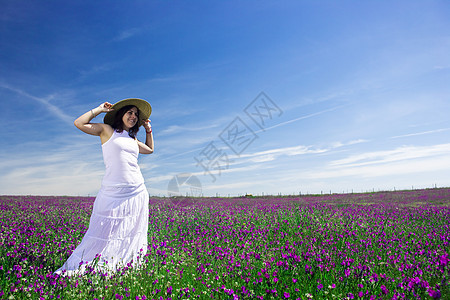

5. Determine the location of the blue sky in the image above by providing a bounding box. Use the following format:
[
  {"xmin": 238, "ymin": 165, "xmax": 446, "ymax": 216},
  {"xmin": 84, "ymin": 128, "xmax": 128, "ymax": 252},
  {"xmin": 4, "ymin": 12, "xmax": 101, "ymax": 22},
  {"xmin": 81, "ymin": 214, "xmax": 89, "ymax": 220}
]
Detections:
[{"xmin": 1, "ymin": 0, "xmax": 450, "ymax": 196}]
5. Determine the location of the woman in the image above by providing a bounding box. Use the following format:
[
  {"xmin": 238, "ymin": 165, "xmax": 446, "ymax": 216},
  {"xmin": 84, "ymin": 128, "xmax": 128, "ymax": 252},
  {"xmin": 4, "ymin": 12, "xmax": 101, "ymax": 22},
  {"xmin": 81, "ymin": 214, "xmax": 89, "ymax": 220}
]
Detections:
[{"xmin": 55, "ymin": 98, "xmax": 154, "ymax": 276}]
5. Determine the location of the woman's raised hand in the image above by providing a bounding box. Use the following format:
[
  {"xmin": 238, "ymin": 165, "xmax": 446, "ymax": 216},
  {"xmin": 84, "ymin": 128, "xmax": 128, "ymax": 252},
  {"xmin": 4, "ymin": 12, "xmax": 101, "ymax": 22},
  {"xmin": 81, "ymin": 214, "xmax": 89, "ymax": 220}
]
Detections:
[
  {"xmin": 143, "ymin": 119, "xmax": 152, "ymax": 133},
  {"xmin": 99, "ymin": 102, "xmax": 114, "ymax": 113}
]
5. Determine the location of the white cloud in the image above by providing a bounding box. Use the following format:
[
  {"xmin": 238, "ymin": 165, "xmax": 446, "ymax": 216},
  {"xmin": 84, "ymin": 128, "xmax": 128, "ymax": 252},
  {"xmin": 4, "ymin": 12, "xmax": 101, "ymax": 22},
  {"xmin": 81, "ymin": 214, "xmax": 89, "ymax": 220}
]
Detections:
[
  {"xmin": 113, "ymin": 27, "xmax": 144, "ymax": 41},
  {"xmin": 240, "ymin": 145, "xmax": 326, "ymax": 161},
  {"xmin": 255, "ymin": 105, "xmax": 347, "ymax": 133},
  {"xmin": 0, "ymin": 135, "xmax": 106, "ymax": 195},
  {"xmin": 285, "ymin": 143, "xmax": 450, "ymax": 182},
  {"xmin": 145, "ymin": 174, "xmax": 175, "ymax": 184},
  {"xmin": 304, "ymin": 155, "xmax": 450, "ymax": 180},
  {"xmin": 0, "ymin": 158, "xmax": 104, "ymax": 196},
  {"xmin": 159, "ymin": 123, "xmax": 221, "ymax": 136},
  {"xmin": 390, "ymin": 128, "xmax": 450, "ymax": 139},
  {"xmin": 233, "ymin": 139, "xmax": 367, "ymax": 166},
  {"xmin": 0, "ymin": 82, "xmax": 73, "ymax": 125},
  {"xmin": 330, "ymin": 143, "xmax": 450, "ymax": 168},
  {"xmin": 330, "ymin": 139, "xmax": 368, "ymax": 148},
  {"xmin": 77, "ymin": 63, "xmax": 116, "ymax": 80},
  {"xmin": 151, "ymin": 140, "xmax": 368, "ymax": 196},
  {"xmin": 433, "ymin": 65, "xmax": 450, "ymax": 70}
]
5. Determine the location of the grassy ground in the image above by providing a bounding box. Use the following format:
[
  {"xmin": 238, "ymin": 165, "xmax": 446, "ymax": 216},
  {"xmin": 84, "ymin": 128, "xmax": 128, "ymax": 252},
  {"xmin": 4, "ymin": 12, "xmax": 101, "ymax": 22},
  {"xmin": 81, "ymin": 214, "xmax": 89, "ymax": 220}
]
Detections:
[{"xmin": 0, "ymin": 188, "xmax": 449, "ymax": 299}]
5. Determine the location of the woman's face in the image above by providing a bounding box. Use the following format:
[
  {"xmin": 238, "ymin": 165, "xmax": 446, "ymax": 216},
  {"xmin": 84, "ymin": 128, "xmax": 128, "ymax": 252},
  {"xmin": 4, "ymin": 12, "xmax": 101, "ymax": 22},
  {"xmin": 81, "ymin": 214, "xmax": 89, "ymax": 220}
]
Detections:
[{"xmin": 122, "ymin": 106, "xmax": 139, "ymax": 130}]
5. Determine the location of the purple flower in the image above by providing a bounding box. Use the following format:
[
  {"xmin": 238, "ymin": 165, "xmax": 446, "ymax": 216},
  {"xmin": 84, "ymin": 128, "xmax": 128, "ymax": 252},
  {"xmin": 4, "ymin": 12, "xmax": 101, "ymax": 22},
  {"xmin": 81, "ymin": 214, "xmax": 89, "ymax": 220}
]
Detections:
[
  {"xmin": 284, "ymin": 292, "xmax": 290, "ymax": 298},
  {"xmin": 428, "ymin": 288, "xmax": 441, "ymax": 299},
  {"xmin": 317, "ymin": 283, "xmax": 323, "ymax": 290},
  {"xmin": 439, "ymin": 254, "xmax": 449, "ymax": 267},
  {"xmin": 241, "ymin": 286, "xmax": 249, "ymax": 295},
  {"xmin": 380, "ymin": 285, "xmax": 388, "ymax": 295},
  {"xmin": 421, "ymin": 280, "xmax": 430, "ymax": 289}
]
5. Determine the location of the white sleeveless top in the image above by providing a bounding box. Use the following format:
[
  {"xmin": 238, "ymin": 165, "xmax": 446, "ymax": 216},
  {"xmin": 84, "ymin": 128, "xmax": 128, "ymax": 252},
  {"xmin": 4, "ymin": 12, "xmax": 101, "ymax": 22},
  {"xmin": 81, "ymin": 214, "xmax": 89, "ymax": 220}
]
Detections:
[{"xmin": 101, "ymin": 130, "xmax": 145, "ymax": 187}]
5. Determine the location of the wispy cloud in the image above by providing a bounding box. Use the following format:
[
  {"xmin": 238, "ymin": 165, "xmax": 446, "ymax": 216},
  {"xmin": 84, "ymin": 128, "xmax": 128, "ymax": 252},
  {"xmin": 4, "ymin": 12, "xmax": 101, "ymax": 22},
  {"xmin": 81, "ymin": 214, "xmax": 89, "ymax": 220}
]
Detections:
[
  {"xmin": 0, "ymin": 151, "xmax": 104, "ymax": 195},
  {"xmin": 0, "ymin": 82, "xmax": 73, "ymax": 125},
  {"xmin": 302, "ymin": 155, "xmax": 450, "ymax": 180},
  {"xmin": 160, "ymin": 139, "xmax": 369, "ymax": 193},
  {"xmin": 231, "ymin": 142, "xmax": 450, "ymax": 191},
  {"xmin": 242, "ymin": 143, "xmax": 449, "ymax": 193},
  {"xmin": 216, "ymin": 105, "xmax": 349, "ymax": 146},
  {"xmin": 0, "ymin": 133, "xmax": 108, "ymax": 195},
  {"xmin": 113, "ymin": 27, "xmax": 144, "ymax": 41},
  {"xmin": 159, "ymin": 123, "xmax": 221, "ymax": 136},
  {"xmin": 282, "ymin": 88, "xmax": 357, "ymax": 112},
  {"xmin": 390, "ymin": 128, "xmax": 450, "ymax": 139},
  {"xmin": 239, "ymin": 145, "xmax": 327, "ymax": 163},
  {"xmin": 433, "ymin": 65, "xmax": 450, "ymax": 70},
  {"xmin": 77, "ymin": 62, "xmax": 116, "ymax": 80},
  {"xmin": 330, "ymin": 143, "xmax": 450, "ymax": 168},
  {"xmin": 329, "ymin": 139, "xmax": 368, "ymax": 148},
  {"xmin": 231, "ymin": 139, "xmax": 367, "ymax": 165},
  {"xmin": 254, "ymin": 104, "xmax": 347, "ymax": 134}
]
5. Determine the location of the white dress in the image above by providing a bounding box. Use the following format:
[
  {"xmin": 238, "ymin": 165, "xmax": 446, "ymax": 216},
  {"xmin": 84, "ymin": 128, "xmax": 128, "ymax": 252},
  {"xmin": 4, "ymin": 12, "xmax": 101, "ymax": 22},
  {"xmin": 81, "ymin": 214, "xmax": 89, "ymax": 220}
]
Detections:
[{"xmin": 55, "ymin": 130, "xmax": 149, "ymax": 275}]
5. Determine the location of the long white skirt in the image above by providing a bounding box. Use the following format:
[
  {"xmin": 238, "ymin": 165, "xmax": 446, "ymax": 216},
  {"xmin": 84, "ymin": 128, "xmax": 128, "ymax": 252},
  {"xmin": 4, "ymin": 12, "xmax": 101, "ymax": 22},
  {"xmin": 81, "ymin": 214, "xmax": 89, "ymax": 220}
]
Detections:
[{"xmin": 54, "ymin": 183, "xmax": 149, "ymax": 276}]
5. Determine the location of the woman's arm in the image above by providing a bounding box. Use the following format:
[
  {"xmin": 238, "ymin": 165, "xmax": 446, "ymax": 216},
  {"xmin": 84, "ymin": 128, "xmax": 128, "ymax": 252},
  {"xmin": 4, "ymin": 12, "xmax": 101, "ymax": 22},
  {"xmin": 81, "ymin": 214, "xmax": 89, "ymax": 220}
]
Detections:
[
  {"xmin": 138, "ymin": 119, "xmax": 154, "ymax": 154},
  {"xmin": 74, "ymin": 102, "xmax": 114, "ymax": 140}
]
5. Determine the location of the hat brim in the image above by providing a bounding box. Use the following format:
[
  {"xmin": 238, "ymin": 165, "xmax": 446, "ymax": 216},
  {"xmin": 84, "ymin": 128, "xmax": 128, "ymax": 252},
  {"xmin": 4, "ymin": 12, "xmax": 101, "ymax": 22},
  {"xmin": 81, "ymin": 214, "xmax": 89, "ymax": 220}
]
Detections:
[{"xmin": 103, "ymin": 98, "xmax": 152, "ymax": 127}]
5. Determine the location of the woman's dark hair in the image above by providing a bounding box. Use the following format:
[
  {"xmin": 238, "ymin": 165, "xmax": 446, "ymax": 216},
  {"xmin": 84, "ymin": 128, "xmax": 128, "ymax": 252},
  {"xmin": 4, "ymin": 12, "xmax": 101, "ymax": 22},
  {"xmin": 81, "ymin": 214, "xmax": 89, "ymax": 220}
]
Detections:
[{"xmin": 111, "ymin": 105, "xmax": 140, "ymax": 138}]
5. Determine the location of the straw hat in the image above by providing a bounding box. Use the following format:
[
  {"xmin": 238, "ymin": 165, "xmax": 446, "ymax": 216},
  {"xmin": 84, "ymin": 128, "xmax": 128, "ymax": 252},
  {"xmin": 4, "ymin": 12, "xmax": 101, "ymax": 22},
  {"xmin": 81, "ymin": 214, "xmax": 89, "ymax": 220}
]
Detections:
[{"xmin": 103, "ymin": 98, "xmax": 152, "ymax": 127}]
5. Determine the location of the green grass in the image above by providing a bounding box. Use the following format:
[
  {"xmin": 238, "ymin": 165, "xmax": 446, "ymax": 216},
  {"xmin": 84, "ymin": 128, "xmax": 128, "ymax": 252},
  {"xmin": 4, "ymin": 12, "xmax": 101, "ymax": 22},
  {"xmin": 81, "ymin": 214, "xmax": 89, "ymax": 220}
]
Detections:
[{"xmin": 0, "ymin": 189, "xmax": 449, "ymax": 299}]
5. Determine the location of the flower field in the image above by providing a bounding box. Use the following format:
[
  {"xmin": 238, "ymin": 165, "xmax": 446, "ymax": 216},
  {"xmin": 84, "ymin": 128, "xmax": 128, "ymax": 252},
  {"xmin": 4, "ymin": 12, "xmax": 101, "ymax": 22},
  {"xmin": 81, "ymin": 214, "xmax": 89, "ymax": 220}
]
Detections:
[{"xmin": 1, "ymin": 189, "xmax": 449, "ymax": 299}]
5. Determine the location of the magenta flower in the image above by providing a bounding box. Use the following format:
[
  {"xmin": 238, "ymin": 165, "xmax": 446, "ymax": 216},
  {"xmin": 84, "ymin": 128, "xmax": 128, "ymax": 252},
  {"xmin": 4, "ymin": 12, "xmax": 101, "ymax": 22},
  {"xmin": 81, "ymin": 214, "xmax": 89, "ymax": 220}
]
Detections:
[
  {"xmin": 284, "ymin": 292, "xmax": 290, "ymax": 298},
  {"xmin": 439, "ymin": 254, "xmax": 449, "ymax": 267},
  {"xmin": 428, "ymin": 288, "xmax": 441, "ymax": 299},
  {"xmin": 380, "ymin": 285, "xmax": 388, "ymax": 295}
]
